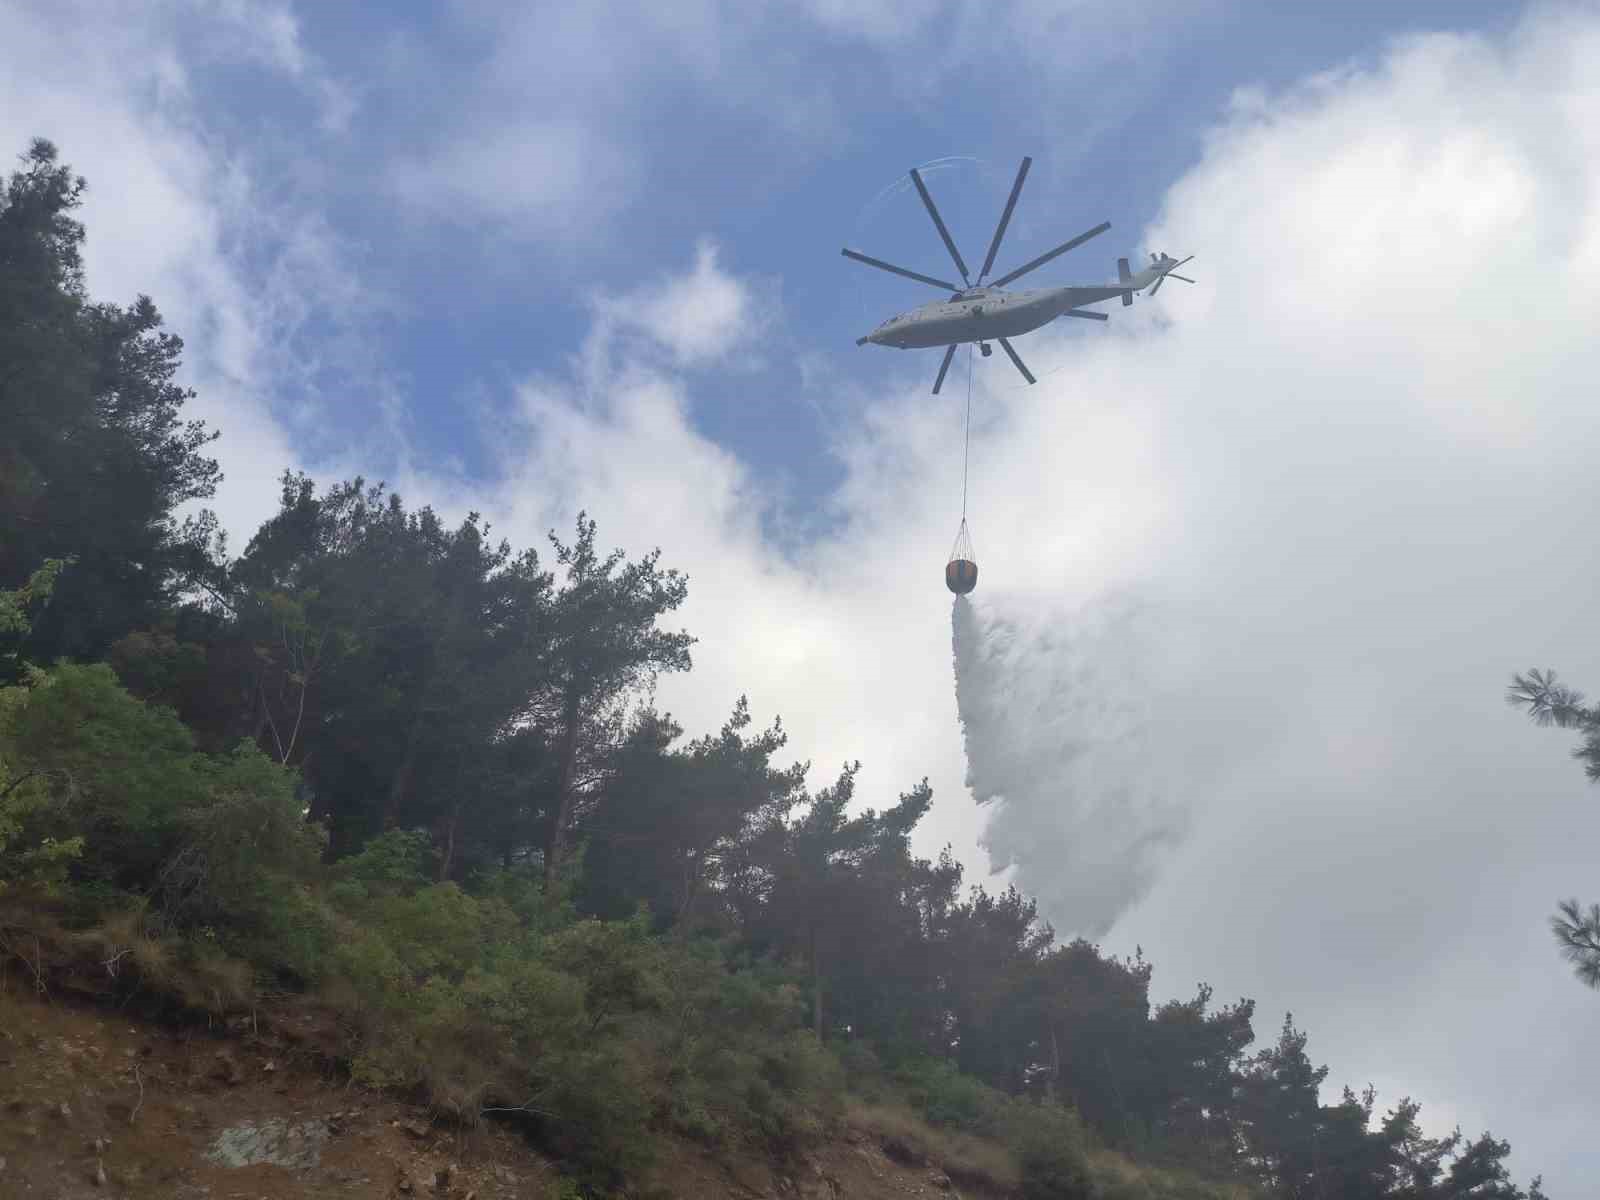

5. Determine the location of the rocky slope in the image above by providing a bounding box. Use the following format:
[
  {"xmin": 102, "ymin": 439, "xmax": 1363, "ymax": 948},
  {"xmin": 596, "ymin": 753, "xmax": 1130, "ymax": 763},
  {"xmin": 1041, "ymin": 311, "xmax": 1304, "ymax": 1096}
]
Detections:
[{"xmin": 0, "ymin": 986, "xmax": 999, "ymax": 1199}]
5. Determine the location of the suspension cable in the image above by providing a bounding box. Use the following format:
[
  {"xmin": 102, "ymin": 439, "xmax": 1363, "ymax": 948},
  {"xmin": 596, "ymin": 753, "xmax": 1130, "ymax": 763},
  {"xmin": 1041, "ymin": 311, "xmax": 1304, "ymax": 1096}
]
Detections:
[{"xmin": 962, "ymin": 343, "xmax": 974, "ymax": 520}]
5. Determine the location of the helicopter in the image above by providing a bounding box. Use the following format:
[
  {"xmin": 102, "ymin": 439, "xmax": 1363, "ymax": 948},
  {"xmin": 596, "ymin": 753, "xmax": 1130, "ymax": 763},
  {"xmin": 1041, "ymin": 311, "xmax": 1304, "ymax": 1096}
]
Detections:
[{"xmin": 843, "ymin": 156, "xmax": 1194, "ymax": 393}]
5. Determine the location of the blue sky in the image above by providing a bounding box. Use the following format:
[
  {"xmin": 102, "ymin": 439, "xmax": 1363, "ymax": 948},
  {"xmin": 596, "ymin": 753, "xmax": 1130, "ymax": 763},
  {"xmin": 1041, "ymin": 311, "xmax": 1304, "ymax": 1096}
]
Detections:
[
  {"xmin": 116, "ymin": 0, "xmax": 1521, "ymax": 502},
  {"xmin": 5, "ymin": 2, "xmax": 1600, "ymax": 1192}
]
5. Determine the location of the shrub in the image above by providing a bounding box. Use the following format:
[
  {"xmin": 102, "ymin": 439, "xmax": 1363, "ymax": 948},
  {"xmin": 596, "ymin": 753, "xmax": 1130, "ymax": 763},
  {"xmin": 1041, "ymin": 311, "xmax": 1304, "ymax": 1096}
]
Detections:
[
  {"xmin": 0, "ymin": 663, "xmax": 211, "ymax": 891},
  {"xmin": 893, "ymin": 1055, "xmax": 1010, "ymax": 1135},
  {"xmin": 153, "ymin": 742, "xmax": 331, "ymax": 980},
  {"xmin": 331, "ymin": 828, "xmax": 433, "ymax": 898},
  {"xmin": 1004, "ymin": 1099, "xmax": 1097, "ymax": 1200}
]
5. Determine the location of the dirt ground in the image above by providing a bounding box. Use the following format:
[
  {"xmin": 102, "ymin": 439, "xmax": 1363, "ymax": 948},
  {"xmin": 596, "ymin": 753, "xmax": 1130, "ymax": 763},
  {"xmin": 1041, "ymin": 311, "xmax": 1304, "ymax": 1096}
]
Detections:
[
  {"xmin": 0, "ymin": 983, "xmax": 995, "ymax": 1199},
  {"xmin": 0, "ymin": 979, "xmax": 569, "ymax": 1199}
]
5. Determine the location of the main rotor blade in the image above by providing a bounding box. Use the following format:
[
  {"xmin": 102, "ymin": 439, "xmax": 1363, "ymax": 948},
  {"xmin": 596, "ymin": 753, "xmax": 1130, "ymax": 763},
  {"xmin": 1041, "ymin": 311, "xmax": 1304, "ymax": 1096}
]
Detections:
[
  {"xmin": 910, "ymin": 168, "xmax": 972, "ymax": 287},
  {"xmin": 1169, "ymin": 274, "xmax": 1196, "ymax": 283},
  {"xmin": 1062, "ymin": 308, "xmax": 1109, "ymax": 321},
  {"xmin": 979, "ymin": 156, "xmax": 1031, "ymax": 283},
  {"xmin": 1149, "ymin": 276, "xmax": 1163, "ymax": 296},
  {"xmin": 997, "ymin": 337, "xmax": 1035, "ymax": 385},
  {"xmin": 841, "ymin": 248, "xmax": 960, "ymax": 293},
  {"xmin": 931, "ymin": 344, "xmax": 959, "ymax": 395},
  {"xmin": 989, "ymin": 221, "xmax": 1111, "ymax": 289}
]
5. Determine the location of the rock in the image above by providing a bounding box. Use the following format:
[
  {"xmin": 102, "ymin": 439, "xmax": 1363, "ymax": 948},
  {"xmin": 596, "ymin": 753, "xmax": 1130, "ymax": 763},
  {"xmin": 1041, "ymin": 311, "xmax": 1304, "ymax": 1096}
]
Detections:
[
  {"xmin": 399, "ymin": 1118, "xmax": 432, "ymax": 1140},
  {"xmin": 56, "ymin": 1100, "xmax": 72, "ymax": 1119},
  {"xmin": 929, "ymin": 1170, "xmax": 954, "ymax": 1190},
  {"xmin": 880, "ymin": 1134, "xmax": 925, "ymax": 1166},
  {"xmin": 204, "ymin": 1118, "xmax": 332, "ymax": 1169},
  {"xmin": 93, "ymin": 1159, "xmax": 108, "ymax": 1186},
  {"xmin": 394, "ymin": 1161, "xmax": 431, "ymax": 1194},
  {"xmin": 210, "ymin": 1050, "xmax": 243, "ymax": 1086}
]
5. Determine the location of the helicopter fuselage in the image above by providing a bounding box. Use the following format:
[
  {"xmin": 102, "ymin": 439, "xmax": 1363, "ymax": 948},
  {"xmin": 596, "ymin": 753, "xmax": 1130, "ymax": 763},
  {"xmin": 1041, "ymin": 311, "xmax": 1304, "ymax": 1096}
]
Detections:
[{"xmin": 858, "ymin": 283, "xmax": 1126, "ymax": 350}]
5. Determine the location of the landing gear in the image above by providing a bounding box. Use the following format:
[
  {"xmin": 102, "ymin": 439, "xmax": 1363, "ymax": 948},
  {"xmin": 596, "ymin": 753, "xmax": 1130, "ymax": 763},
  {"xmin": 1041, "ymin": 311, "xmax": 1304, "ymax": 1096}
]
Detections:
[{"xmin": 979, "ymin": 342, "xmax": 992, "ymax": 358}]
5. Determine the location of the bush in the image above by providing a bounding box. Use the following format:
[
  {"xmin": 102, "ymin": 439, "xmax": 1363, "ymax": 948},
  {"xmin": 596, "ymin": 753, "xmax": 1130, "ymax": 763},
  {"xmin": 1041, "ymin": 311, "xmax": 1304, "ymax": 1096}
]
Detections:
[
  {"xmin": 0, "ymin": 663, "xmax": 212, "ymax": 891},
  {"xmin": 1004, "ymin": 1100, "xmax": 1097, "ymax": 1200},
  {"xmin": 893, "ymin": 1055, "xmax": 1010, "ymax": 1136},
  {"xmin": 0, "ymin": 649, "xmax": 1245, "ymax": 1200},
  {"xmin": 153, "ymin": 742, "xmax": 331, "ymax": 980},
  {"xmin": 332, "ymin": 828, "xmax": 433, "ymax": 897}
]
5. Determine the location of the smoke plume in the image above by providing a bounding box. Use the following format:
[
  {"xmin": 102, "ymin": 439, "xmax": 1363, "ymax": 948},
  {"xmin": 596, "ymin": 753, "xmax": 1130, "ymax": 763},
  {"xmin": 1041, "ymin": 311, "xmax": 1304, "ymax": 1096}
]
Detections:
[{"xmin": 951, "ymin": 591, "xmax": 1188, "ymax": 938}]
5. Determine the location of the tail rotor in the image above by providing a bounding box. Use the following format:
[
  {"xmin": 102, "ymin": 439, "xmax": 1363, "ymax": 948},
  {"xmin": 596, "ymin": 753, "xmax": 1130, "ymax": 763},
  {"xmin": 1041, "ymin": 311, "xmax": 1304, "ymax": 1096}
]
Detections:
[{"xmin": 1147, "ymin": 252, "xmax": 1196, "ymax": 296}]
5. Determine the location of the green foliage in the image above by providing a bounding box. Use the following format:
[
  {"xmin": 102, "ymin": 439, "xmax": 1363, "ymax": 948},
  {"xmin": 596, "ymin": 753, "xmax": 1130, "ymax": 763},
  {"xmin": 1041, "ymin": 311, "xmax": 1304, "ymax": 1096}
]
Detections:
[
  {"xmin": 0, "ymin": 662, "xmax": 212, "ymax": 888},
  {"xmin": 1004, "ymin": 1100, "xmax": 1095, "ymax": 1200},
  {"xmin": 0, "ymin": 566, "xmax": 85, "ymax": 890},
  {"xmin": 1508, "ymin": 667, "xmax": 1600, "ymax": 996},
  {"xmin": 2, "ymin": 140, "xmax": 221, "ymax": 672},
  {"xmin": 536, "ymin": 511, "xmax": 696, "ymax": 887},
  {"xmin": 0, "ymin": 768, "xmax": 82, "ymax": 896},
  {"xmin": 156, "ymin": 742, "xmax": 331, "ymax": 978},
  {"xmin": 333, "ymin": 828, "xmax": 434, "ymax": 896},
  {"xmin": 0, "ymin": 558, "xmax": 70, "ymax": 656},
  {"xmin": 1551, "ymin": 898, "xmax": 1600, "ymax": 989},
  {"xmin": 893, "ymin": 1056, "xmax": 1010, "ymax": 1135}
]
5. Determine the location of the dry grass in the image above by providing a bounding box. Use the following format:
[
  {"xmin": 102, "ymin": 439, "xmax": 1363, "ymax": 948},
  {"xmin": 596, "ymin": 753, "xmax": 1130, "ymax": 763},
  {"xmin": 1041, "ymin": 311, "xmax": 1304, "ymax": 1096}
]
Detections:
[
  {"xmin": 0, "ymin": 899, "xmax": 259, "ymax": 1017},
  {"xmin": 1087, "ymin": 1146, "xmax": 1262, "ymax": 1200},
  {"xmin": 845, "ymin": 1101, "xmax": 1020, "ymax": 1194},
  {"xmin": 842, "ymin": 1102, "xmax": 1262, "ymax": 1200}
]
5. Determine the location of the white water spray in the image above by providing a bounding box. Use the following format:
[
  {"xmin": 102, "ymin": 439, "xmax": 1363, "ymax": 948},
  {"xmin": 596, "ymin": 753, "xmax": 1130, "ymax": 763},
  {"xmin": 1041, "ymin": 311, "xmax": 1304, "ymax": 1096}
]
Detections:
[{"xmin": 951, "ymin": 591, "xmax": 1188, "ymax": 937}]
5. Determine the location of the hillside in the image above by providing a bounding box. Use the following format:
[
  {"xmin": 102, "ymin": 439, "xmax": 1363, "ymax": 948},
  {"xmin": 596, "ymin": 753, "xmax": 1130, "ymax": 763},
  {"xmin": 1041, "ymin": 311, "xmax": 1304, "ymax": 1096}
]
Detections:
[{"xmin": 0, "ymin": 983, "xmax": 1225, "ymax": 1200}]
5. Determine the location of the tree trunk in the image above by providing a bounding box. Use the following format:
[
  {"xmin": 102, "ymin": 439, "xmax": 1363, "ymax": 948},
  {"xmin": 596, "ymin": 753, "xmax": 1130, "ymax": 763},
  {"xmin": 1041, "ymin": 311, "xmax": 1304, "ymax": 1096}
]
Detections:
[
  {"xmin": 811, "ymin": 926, "xmax": 824, "ymax": 1041},
  {"xmin": 675, "ymin": 849, "xmax": 702, "ymax": 927},
  {"xmin": 251, "ymin": 682, "xmax": 272, "ymax": 748},
  {"xmin": 542, "ymin": 692, "xmax": 583, "ymax": 891},
  {"xmin": 1050, "ymin": 1024, "xmax": 1062, "ymax": 1100},
  {"xmin": 383, "ymin": 710, "xmax": 425, "ymax": 831},
  {"xmin": 439, "ymin": 797, "xmax": 462, "ymax": 882},
  {"xmin": 296, "ymin": 748, "xmax": 322, "ymax": 819}
]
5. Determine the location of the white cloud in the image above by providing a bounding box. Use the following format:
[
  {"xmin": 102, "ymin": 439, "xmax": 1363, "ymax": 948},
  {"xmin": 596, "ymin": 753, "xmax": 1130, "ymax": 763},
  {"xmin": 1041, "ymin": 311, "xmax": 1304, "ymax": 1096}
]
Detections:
[
  {"xmin": 592, "ymin": 238, "xmax": 774, "ymax": 368},
  {"xmin": 0, "ymin": 0, "xmax": 386, "ymax": 549},
  {"xmin": 384, "ymin": 0, "xmax": 1202, "ymax": 256},
  {"xmin": 446, "ymin": 7, "xmax": 1599, "ymax": 1191},
  {"xmin": 387, "ymin": 117, "xmax": 635, "ymax": 252}
]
